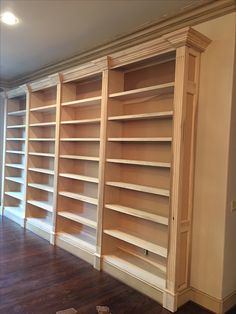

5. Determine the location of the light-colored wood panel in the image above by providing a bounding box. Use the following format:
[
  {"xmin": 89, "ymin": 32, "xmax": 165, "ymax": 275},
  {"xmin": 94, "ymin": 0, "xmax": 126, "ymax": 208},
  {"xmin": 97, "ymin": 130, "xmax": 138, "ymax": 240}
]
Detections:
[
  {"xmin": 59, "ymin": 191, "xmax": 98, "ymax": 206},
  {"xmin": 105, "ymin": 204, "xmax": 168, "ymax": 225}
]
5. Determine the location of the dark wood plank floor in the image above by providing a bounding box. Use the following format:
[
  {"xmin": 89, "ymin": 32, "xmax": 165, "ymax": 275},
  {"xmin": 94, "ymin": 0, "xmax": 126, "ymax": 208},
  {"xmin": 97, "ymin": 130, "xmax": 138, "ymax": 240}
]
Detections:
[{"xmin": 0, "ymin": 217, "xmax": 235, "ymax": 314}]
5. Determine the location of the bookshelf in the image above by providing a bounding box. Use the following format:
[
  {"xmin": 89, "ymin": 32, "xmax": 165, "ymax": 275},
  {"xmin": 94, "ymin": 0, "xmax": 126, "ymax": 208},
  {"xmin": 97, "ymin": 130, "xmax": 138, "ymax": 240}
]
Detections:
[
  {"xmin": 25, "ymin": 76, "xmax": 60, "ymax": 242},
  {"xmin": 0, "ymin": 28, "xmax": 210, "ymax": 311},
  {"xmin": 56, "ymin": 67, "xmax": 106, "ymax": 265},
  {"xmin": 2, "ymin": 87, "xmax": 28, "ymax": 226}
]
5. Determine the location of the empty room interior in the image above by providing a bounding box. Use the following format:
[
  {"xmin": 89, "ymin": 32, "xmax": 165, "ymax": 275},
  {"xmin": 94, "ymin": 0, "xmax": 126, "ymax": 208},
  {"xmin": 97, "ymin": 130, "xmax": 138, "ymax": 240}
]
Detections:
[{"xmin": 0, "ymin": 1, "xmax": 236, "ymax": 313}]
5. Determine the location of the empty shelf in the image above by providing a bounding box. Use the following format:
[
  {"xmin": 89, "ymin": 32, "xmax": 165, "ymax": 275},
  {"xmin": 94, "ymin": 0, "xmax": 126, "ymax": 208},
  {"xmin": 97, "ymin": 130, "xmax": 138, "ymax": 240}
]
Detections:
[
  {"xmin": 6, "ymin": 138, "xmax": 25, "ymax": 141},
  {"xmin": 30, "ymin": 104, "xmax": 56, "ymax": 112},
  {"xmin": 59, "ymin": 191, "xmax": 98, "ymax": 206},
  {"xmin": 29, "ymin": 152, "xmax": 55, "ymax": 157},
  {"xmin": 106, "ymin": 181, "xmax": 170, "ymax": 197},
  {"xmin": 27, "ymin": 218, "xmax": 52, "ymax": 232},
  {"xmin": 27, "ymin": 200, "xmax": 53, "ymax": 212},
  {"xmin": 108, "ymin": 137, "xmax": 172, "ymax": 142},
  {"xmin": 108, "ymin": 111, "xmax": 173, "ymax": 121},
  {"xmin": 57, "ymin": 232, "xmax": 96, "ymax": 253},
  {"xmin": 5, "ymin": 163, "xmax": 24, "ymax": 169},
  {"xmin": 8, "ymin": 110, "xmax": 26, "ymax": 116},
  {"xmin": 109, "ymin": 82, "xmax": 174, "ymax": 100},
  {"xmin": 7, "ymin": 124, "xmax": 26, "ymax": 129},
  {"xmin": 28, "ymin": 183, "xmax": 54, "ymax": 193},
  {"xmin": 106, "ymin": 158, "xmax": 171, "ymax": 168},
  {"xmin": 104, "ymin": 228, "xmax": 167, "ymax": 258},
  {"xmin": 60, "ymin": 155, "xmax": 99, "ymax": 162},
  {"xmin": 105, "ymin": 204, "xmax": 168, "ymax": 225},
  {"xmin": 59, "ymin": 173, "xmax": 98, "ymax": 183},
  {"xmin": 6, "ymin": 150, "xmax": 24, "ymax": 155},
  {"xmin": 5, "ymin": 191, "xmax": 24, "ymax": 201},
  {"xmin": 60, "ymin": 138, "xmax": 100, "ymax": 142},
  {"xmin": 30, "ymin": 122, "xmax": 56, "ymax": 127},
  {"xmin": 61, "ymin": 118, "xmax": 101, "ymax": 125},
  {"xmin": 5, "ymin": 176, "xmax": 24, "ymax": 184},
  {"xmin": 58, "ymin": 211, "xmax": 97, "ymax": 229},
  {"xmin": 29, "ymin": 138, "xmax": 55, "ymax": 142},
  {"xmin": 4, "ymin": 207, "xmax": 25, "ymax": 219},
  {"xmin": 103, "ymin": 249, "xmax": 166, "ymax": 289},
  {"xmin": 61, "ymin": 96, "xmax": 102, "ymax": 107},
  {"xmin": 28, "ymin": 167, "xmax": 54, "ymax": 175}
]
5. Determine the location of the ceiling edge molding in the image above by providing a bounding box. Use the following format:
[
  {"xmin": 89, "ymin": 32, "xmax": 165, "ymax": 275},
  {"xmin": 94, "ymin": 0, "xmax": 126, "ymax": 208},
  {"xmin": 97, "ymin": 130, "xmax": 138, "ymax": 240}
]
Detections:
[{"xmin": 2, "ymin": 0, "xmax": 236, "ymax": 88}]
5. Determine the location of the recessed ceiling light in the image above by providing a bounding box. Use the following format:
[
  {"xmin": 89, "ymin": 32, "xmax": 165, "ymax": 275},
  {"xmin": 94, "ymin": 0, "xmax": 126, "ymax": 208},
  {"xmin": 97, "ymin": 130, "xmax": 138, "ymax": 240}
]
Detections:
[{"xmin": 1, "ymin": 11, "xmax": 19, "ymax": 25}]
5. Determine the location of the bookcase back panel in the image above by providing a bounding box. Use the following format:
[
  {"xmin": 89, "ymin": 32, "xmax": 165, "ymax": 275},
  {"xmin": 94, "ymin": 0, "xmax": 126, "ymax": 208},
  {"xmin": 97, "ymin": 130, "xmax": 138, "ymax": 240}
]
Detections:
[
  {"xmin": 31, "ymin": 87, "xmax": 57, "ymax": 108},
  {"xmin": 29, "ymin": 126, "xmax": 55, "ymax": 138},
  {"xmin": 8, "ymin": 96, "xmax": 26, "ymax": 112},
  {"xmin": 59, "ymin": 159, "xmax": 98, "ymax": 178},
  {"xmin": 105, "ymin": 186, "xmax": 169, "ymax": 217},
  {"xmin": 61, "ymin": 105, "xmax": 101, "ymax": 121},
  {"xmin": 124, "ymin": 60, "xmax": 176, "ymax": 91},
  {"xmin": 60, "ymin": 142, "xmax": 100, "ymax": 157},
  {"xmin": 60, "ymin": 124, "xmax": 100, "ymax": 138},
  {"xmin": 30, "ymin": 111, "xmax": 56, "ymax": 123},
  {"xmin": 59, "ymin": 177, "xmax": 98, "ymax": 197},
  {"xmin": 107, "ymin": 142, "xmax": 172, "ymax": 163},
  {"xmin": 29, "ymin": 142, "xmax": 55, "ymax": 154}
]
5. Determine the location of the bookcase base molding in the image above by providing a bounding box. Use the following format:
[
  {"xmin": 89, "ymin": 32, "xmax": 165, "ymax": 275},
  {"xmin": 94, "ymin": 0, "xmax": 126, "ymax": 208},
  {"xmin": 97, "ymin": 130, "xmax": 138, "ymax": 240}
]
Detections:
[{"xmin": 0, "ymin": 27, "xmax": 211, "ymax": 313}]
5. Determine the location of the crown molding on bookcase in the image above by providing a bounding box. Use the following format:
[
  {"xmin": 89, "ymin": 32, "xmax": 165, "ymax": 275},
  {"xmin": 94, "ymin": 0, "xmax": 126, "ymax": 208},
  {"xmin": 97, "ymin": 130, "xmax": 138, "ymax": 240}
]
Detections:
[{"xmin": 1, "ymin": 0, "xmax": 235, "ymax": 89}]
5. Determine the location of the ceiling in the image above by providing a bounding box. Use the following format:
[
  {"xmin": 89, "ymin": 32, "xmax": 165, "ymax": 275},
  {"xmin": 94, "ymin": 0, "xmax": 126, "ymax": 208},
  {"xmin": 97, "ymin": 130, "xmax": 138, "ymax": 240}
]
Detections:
[{"xmin": 0, "ymin": 0, "xmax": 210, "ymax": 83}]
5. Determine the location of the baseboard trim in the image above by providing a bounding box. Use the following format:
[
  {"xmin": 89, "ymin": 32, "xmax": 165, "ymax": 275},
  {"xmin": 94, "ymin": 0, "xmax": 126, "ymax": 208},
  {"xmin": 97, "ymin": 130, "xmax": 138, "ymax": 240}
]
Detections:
[
  {"xmin": 25, "ymin": 221, "xmax": 51, "ymax": 242},
  {"xmin": 178, "ymin": 287, "xmax": 236, "ymax": 314},
  {"xmin": 3, "ymin": 211, "xmax": 25, "ymax": 227}
]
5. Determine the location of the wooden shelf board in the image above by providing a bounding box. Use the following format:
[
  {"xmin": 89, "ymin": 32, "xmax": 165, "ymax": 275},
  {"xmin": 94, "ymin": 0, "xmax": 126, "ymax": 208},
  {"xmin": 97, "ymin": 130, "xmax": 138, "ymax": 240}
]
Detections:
[
  {"xmin": 6, "ymin": 138, "xmax": 25, "ymax": 141},
  {"xmin": 104, "ymin": 228, "xmax": 167, "ymax": 258},
  {"xmin": 57, "ymin": 232, "xmax": 96, "ymax": 253},
  {"xmin": 30, "ymin": 104, "xmax": 56, "ymax": 113},
  {"xmin": 108, "ymin": 137, "xmax": 172, "ymax": 142},
  {"xmin": 60, "ymin": 138, "xmax": 100, "ymax": 142},
  {"xmin": 61, "ymin": 118, "xmax": 101, "ymax": 125},
  {"xmin": 58, "ymin": 211, "xmax": 97, "ymax": 229},
  {"xmin": 29, "ymin": 138, "xmax": 55, "ymax": 142},
  {"xmin": 62, "ymin": 96, "xmax": 102, "ymax": 107},
  {"xmin": 6, "ymin": 150, "xmax": 24, "ymax": 155},
  {"xmin": 28, "ymin": 167, "xmax": 54, "ymax": 175},
  {"xmin": 105, "ymin": 204, "xmax": 168, "ymax": 226},
  {"xmin": 106, "ymin": 181, "xmax": 170, "ymax": 197},
  {"xmin": 8, "ymin": 110, "xmax": 26, "ymax": 116},
  {"xmin": 30, "ymin": 122, "xmax": 56, "ymax": 127},
  {"xmin": 28, "ymin": 183, "xmax": 54, "ymax": 193},
  {"xmin": 106, "ymin": 158, "xmax": 171, "ymax": 168},
  {"xmin": 60, "ymin": 155, "xmax": 99, "ymax": 162},
  {"xmin": 5, "ymin": 163, "xmax": 24, "ymax": 169},
  {"xmin": 5, "ymin": 176, "xmax": 24, "ymax": 184},
  {"xmin": 108, "ymin": 111, "xmax": 173, "ymax": 121},
  {"xmin": 103, "ymin": 249, "xmax": 166, "ymax": 289},
  {"xmin": 109, "ymin": 82, "xmax": 174, "ymax": 100},
  {"xmin": 27, "ymin": 200, "xmax": 53, "ymax": 212},
  {"xmin": 5, "ymin": 191, "xmax": 24, "ymax": 201},
  {"xmin": 7, "ymin": 124, "xmax": 26, "ymax": 129},
  {"xmin": 29, "ymin": 152, "xmax": 55, "ymax": 157},
  {"xmin": 59, "ymin": 173, "xmax": 98, "ymax": 183},
  {"xmin": 59, "ymin": 191, "xmax": 98, "ymax": 206}
]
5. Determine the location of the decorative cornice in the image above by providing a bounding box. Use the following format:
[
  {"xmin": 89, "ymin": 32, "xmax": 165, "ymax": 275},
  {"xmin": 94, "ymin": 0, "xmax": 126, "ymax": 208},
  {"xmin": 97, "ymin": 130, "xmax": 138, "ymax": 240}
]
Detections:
[
  {"xmin": 62, "ymin": 56, "xmax": 109, "ymax": 83},
  {"xmin": 30, "ymin": 73, "xmax": 61, "ymax": 92},
  {"xmin": 7, "ymin": 84, "xmax": 28, "ymax": 99},
  {"xmin": 1, "ymin": 0, "xmax": 235, "ymax": 88},
  {"xmin": 163, "ymin": 27, "xmax": 212, "ymax": 52}
]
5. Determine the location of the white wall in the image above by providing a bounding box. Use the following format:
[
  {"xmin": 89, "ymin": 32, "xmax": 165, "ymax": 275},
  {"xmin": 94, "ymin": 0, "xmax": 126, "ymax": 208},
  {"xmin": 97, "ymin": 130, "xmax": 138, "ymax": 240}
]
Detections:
[{"xmin": 191, "ymin": 13, "xmax": 236, "ymax": 299}]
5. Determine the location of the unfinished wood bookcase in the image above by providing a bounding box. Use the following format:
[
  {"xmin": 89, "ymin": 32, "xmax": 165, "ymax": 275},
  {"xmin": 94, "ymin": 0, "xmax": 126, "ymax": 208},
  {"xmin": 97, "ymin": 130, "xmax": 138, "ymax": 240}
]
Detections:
[
  {"xmin": 1, "ymin": 27, "xmax": 210, "ymax": 312},
  {"xmin": 25, "ymin": 75, "xmax": 61, "ymax": 242},
  {"xmin": 1, "ymin": 86, "xmax": 29, "ymax": 226}
]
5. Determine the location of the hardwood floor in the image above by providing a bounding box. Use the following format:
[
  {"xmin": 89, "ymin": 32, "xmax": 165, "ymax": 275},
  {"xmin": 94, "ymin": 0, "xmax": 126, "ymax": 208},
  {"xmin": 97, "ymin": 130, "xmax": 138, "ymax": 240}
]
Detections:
[{"xmin": 0, "ymin": 217, "xmax": 234, "ymax": 314}]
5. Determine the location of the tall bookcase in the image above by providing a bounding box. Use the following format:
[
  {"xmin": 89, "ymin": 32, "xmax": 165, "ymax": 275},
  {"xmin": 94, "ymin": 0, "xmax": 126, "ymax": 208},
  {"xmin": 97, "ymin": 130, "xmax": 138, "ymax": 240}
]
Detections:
[
  {"xmin": 25, "ymin": 75, "xmax": 60, "ymax": 242},
  {"xmin": 1, "ymin": 28, "xmax": 210, "ymax": 312},
  {"xmin": 1, "ymin": 86, "xmax": 29, "ymax": 226},
  {"xmin": 56, "ymin": 58, "xmax": 108, "ymax": 266}
]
